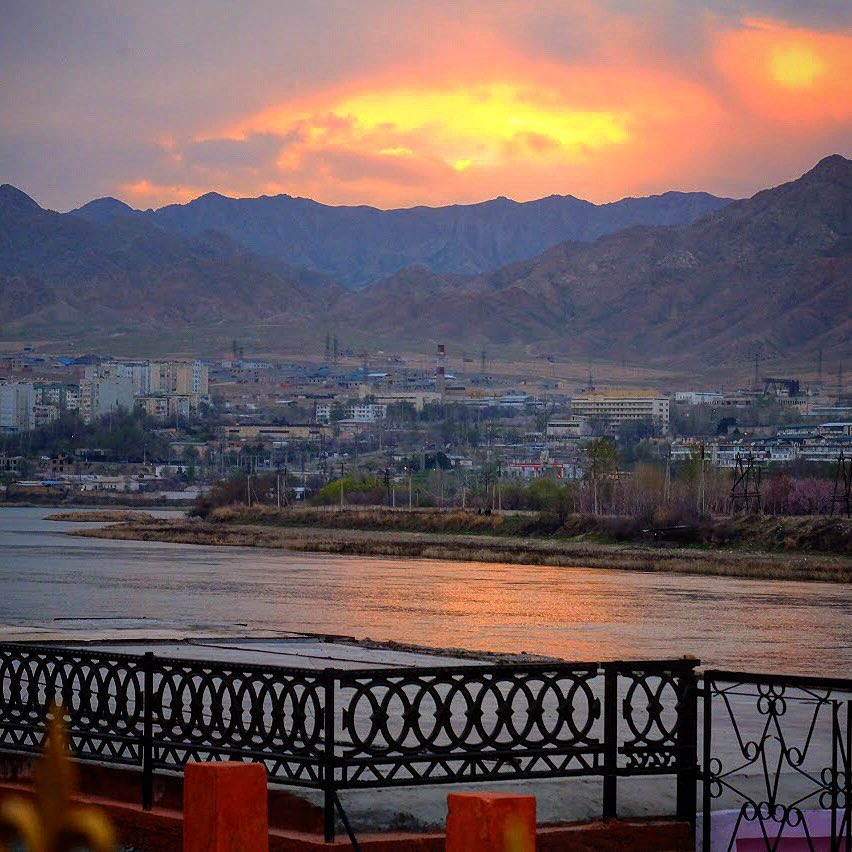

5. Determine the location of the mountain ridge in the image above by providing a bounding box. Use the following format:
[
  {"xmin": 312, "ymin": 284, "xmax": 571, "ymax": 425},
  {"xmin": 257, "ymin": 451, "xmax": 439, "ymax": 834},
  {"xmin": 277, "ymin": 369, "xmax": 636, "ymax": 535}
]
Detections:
[
  {"xmin": 70, "ymin": 185, "xmax": 733, "ymax": 288},
  {"xmin": 2, "ymin": 154, "xmax": 849, "ymax": 368},
  {"xmin": 336, "ymin": 154, "xmax": 850, "ymax": 364}
]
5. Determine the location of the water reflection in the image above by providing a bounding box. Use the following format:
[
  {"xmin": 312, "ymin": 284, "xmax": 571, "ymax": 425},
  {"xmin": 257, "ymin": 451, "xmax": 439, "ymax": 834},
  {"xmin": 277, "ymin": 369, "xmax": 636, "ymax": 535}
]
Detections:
[{"xmin": 0, "ymin": 508, "xmax": 849, "ymax": 676}]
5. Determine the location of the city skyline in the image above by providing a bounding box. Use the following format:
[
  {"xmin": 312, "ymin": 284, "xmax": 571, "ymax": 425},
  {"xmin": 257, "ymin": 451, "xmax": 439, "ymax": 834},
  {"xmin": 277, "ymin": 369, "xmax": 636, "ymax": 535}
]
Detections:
[{"xmin": 2, "ymin": 1, "xmax": 851, "ymax": 211}]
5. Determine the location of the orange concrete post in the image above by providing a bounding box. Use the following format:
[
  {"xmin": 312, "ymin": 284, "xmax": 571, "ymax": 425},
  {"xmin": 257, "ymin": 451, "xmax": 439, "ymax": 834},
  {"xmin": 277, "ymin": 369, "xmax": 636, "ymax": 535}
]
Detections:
[
  {"xmin": 446, "ymin": 793, "xmax": 536, "ymax": 852},
  {"xmin": 183, "ymin": 761, "xmax": 268, "ymax": 852}
]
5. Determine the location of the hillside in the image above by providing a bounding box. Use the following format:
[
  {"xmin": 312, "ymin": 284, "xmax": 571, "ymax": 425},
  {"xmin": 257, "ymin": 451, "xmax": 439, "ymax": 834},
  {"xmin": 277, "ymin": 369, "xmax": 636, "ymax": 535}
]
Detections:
[
  {"xmin": 2, "ymin": 156, "xmax": 849, "ymax": 368},
  {"xmin": 73, "ymin": 187, "xmax": 731, "ymax": 288},
  {"xmin": 340, "ymin": 155, "xmax": 852, "ymax": 365},
  {"xmin": 0, "ymin": 185, "xmax": 335, "ymax": 330}
]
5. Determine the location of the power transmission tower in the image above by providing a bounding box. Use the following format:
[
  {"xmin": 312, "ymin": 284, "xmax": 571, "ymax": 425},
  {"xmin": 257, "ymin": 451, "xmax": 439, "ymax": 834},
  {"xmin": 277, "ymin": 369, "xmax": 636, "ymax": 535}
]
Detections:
[
  {"xmin": 831, "ymin": 451, "xmax": 851, "ymax": 518},
  {"xmin": 727, "ymin": 453, "xmax": 762, "ymax": 514}
]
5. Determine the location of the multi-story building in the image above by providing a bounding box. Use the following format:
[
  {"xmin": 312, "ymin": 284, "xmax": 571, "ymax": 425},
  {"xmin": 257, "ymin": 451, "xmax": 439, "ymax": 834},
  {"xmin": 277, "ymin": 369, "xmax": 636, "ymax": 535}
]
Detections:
[
  {"xmin": 148, "ymin": 361, "xmax": 208, "ymax": 398},
  {"xmin": 136, "ymin": 394, "xmax": 192, "ymax": 421},
  {"xmin": 32, "ymin": 404, "xmax": 60, "ymax": 428},
  {"xmin": 674, "ymin": 391, "xmax": 723, "ymax": 405},
  {"xmin": 0, "ymin": 383, "xmax": 35, "ymax": 433},
  {"xmin": 79, "ymin": 365, "xmax": 134, "ymax": 424},
  {"xmin": 368, "ymin": 390, "xmax": 442, "ymax": 411},
  {"xmin": 570, "ymin": 389, "xmax": 670, "ymax": 431},
  {"xmin": 316, "ymin": 402, "xmax": 387, "ymax": 424},
  {"xmin": 546, "ymin": 416, "xmax": 588, "ymax": 440},
  {"xmin": 222, "ymin": 424, "xmax": 331, "ymax": 443}
]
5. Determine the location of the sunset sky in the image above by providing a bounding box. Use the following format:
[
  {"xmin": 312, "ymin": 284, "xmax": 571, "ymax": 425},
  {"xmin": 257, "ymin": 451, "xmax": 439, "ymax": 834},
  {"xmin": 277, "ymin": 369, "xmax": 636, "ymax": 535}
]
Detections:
[{"xmin": 2, "ymin": 1, "xmax": 851, "ymax": 211}]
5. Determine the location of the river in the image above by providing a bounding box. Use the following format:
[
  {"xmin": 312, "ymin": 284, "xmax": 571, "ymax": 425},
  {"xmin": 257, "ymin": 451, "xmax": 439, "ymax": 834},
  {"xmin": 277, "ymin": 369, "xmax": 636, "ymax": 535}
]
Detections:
[{"xmin": 0, "ymin": 507, "xmax": 849, "ymax": 676}]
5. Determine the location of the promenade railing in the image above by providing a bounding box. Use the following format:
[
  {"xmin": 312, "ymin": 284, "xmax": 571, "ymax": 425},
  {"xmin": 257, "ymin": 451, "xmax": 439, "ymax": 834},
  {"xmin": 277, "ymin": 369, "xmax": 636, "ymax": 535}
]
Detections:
[{"xmin": 0, "ymin": 643, "xmax": 698, "ymax": 841}]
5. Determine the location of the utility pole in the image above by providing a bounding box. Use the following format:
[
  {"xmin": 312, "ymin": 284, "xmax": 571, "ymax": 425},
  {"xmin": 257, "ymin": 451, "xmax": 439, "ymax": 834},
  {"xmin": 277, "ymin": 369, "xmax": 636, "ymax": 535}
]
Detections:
[
  {"xmin": 698, "ymin": 444, "xmax": 706, "ymax": 517},
  {"xmin": 409, "ymin": 474, "xmax": 413, "ymax": 509}
]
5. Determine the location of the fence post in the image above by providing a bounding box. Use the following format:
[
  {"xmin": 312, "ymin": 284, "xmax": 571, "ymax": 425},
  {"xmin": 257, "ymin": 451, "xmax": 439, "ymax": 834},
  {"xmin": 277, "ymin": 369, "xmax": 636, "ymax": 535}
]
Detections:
[
  {"xmin": 675, "ymin": 665, "xmax": 698, "ymax": 827},
  {"xmin": 142, "ymin": 651, "xmax": 154, "ymax": 811},
  {"xmin": 323, "ymin": 668, "xmax": 337, "ymax": 843},
  {"xmin": 702, "ymin": 674, "xmax": 713, "ymax": 852},
  {"xmin": 602, "ymin": 663, "xmax": 618, "ymax": 822}
]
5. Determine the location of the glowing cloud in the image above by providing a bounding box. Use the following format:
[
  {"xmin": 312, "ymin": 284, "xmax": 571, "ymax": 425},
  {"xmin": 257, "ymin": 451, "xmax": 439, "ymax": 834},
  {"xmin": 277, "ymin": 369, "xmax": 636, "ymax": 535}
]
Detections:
[
  {"xmin": 716, "ymin": 19, "xmax": 852, "ymax": 122},
  {"xmin": 91, "ymin": 11, "xmax": 852, "ymax": 210}
]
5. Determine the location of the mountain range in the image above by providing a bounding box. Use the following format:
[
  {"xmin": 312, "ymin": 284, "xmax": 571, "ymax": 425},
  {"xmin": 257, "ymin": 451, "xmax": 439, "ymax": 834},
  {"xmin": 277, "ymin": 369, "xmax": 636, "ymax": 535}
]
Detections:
[
  {"xmin": 1, "ymin": 154, "xmax": 850, "ymax": 367},
  {"xmin": 72, "ymin": 188, "xmax": 730, "ymax": 289}
]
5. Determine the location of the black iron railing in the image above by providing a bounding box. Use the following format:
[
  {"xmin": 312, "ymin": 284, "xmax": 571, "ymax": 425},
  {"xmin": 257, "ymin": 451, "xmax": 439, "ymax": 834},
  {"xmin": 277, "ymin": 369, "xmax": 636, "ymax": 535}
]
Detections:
[
  {"xmin": 702, "ymin": 670, "xmax": 852, "ymax": 852},
  {"xmin": 0, "ymin": 643, "xmax": 698, "ymax": 841}
]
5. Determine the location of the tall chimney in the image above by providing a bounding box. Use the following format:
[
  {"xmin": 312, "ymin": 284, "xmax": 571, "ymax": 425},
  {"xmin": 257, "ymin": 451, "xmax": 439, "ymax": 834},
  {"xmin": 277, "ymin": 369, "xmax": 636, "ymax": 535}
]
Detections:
[{"xmin": 436, "ymin": 343, "xmax": 446, "ymax": 397}]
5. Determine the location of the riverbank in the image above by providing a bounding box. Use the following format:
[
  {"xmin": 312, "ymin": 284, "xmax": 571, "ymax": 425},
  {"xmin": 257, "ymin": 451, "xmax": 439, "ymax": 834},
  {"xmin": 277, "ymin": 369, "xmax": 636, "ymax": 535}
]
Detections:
[
  {"xmin": 73, "ymin": 515, "xmax": 852, "ymax": 583},
  {"xmin": 197, "ymin": 505, "xmax": 852, "ymax": 554},
  {"xmin": 44, "ymin": 510, "xmax": 159, "ymax": 523}
]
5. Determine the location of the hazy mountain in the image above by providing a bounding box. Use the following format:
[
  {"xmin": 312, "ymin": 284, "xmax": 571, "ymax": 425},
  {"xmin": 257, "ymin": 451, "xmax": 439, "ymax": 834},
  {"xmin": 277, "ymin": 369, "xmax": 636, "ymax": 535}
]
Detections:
[
  {"xmin": 73, "ymin": 188, "xmax": 732, "ymax": 288},
  {"xmin": 0, "ymin": 184, "xmax": 334, "ymax": 328},
  {"xmin": 340, "ymin": 155, "xmax": 852, "ymax": 364},
  {"xmin": 3, "ymin": 156, "xmax": 849, "ymax": 368}
]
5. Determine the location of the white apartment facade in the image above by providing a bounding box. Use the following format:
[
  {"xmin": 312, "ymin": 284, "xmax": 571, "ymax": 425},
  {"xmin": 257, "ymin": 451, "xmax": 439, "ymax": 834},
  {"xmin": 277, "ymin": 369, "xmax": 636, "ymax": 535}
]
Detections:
[
  {"xmin": 570, "ymin": 389, "xmax": 670, "ymax": 430},
  {"xmin": 79, "ymin": 365, "xmax": 134, "ymax": 423},
  {"xmin": 0, "ymin": 383, "xmax": 35, "ymax": 433}
]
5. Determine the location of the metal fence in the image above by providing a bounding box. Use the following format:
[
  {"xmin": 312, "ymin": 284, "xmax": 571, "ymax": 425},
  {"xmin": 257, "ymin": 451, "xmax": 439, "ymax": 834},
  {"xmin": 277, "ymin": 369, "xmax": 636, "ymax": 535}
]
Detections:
[
  {"xmin": 0, "ymin": 643, "xmax": 698, "ymax": 842},
  {"xmin": 703, "ymin": 670, "xmax": 851, "ymax": 852}
]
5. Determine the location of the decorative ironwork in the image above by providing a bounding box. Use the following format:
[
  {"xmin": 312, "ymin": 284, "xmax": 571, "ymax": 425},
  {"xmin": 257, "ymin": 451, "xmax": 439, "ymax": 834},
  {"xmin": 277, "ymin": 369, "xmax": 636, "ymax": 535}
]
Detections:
[
  {"xmin": 703, "ymin": 670, "xmax": 852, "ymax": 851},
  {"xmin": 0, "ymin": 643, "xmax": 698, "ymax": 843},
  {"xmin": 334, "ymin": 663, "xmax": 602, "ymax": 788},
  {"xmin": 149, "ymin": 655, "xmax": 325, "ymax": 787},
  {"xmin": 0, "ymin": 703, "xmax": 116, "ymax": 852},
  {"xmin": 0, "ymin": 644, "xmax": 144, "ymax": 767}
]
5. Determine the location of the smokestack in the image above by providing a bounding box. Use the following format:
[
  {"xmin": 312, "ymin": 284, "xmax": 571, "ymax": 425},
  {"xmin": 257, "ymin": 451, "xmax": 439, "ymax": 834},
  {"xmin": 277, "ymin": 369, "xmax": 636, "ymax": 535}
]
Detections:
[{"xmin": 436, "ymin": 343, "xmax": 446, "ymax": 396}]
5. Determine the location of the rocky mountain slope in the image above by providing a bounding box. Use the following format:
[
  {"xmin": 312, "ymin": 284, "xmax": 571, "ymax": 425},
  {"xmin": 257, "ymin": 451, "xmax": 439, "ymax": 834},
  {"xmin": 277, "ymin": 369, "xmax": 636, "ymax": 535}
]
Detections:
[
  {"xmin": 73, "ymin": 187, "xmax": 731, "ymax": 288},
  {"xmin": 338, "ymin": 155, "xmax": 851, "ymax": 364},
  {"xmin": 2, "ymin": 156, "xmax": 849, "ymax": 368},
  {"xmin": 0, "ymin": 184, "xmax": 334, "ymax": 328}
]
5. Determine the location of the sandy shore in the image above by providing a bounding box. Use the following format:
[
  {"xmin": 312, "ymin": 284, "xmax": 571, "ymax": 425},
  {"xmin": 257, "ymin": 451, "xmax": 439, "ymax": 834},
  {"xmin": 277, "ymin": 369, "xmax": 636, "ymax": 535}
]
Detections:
[{"xmin": 72, "ymin": 517, "xmax": 852, "ymax": 582}]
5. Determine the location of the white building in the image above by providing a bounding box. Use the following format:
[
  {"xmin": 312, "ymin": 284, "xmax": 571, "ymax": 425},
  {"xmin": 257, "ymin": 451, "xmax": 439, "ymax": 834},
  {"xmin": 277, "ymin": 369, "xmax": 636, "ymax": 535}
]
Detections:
[
  {"xmin": 546, "ymin": 416, "xmax": 588, "ymax": 440},
  {"xmin": 316, "ymin": 402, "xmax": 387, "ymax": 424},
  {"xmin": 0, "ymin": 383, "xmax": 35, "ymax": 433},
  {"xmin": 570, "ymin": 389, "xmax": 670, "ymax": 430},
  {"xmin": 674, "ymin": 391, "xmax": 723, "ymax": 405},
  {"xmin": 80, "ymin": 365, "xmax": 134, "ymax": 423}
]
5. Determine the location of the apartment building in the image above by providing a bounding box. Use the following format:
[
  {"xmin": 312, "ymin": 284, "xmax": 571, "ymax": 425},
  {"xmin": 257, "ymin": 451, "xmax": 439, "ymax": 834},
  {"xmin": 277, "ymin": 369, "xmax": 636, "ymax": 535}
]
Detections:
[
  {"xmin": 222, "ymin": 424, "xmax": 331, "ymax": 443},
  {"xmin": 148, "ymin": 361, "xmax": 209, "ymax": 398},
  {"xmin": 136, "ymin": 394, "xmax": 192, "ymax": 421},
  {"xmin": 545, "ymin": 416, "xmax": 588, "ymax": 440},
  {"xmin": 316, "ymin": 402, "xmax": 387, "ymax": 424},
  {"xmin": 0, "ymin": 383, "xmax": 35, "ymax": 433},
  {"xmin": 79, "ymin": 365, "xmax": 134, "ymax": 423},
  {"xmin": 570, "ymin": 389, "xmax": 670, "ymax": 430}
]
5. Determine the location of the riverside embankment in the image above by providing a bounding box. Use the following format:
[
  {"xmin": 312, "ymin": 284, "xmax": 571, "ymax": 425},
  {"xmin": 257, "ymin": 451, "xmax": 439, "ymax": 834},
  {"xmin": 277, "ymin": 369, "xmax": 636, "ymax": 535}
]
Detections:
[{"xmin": 70, "ymin": 507, "xmax": 852, "ymax": 583}]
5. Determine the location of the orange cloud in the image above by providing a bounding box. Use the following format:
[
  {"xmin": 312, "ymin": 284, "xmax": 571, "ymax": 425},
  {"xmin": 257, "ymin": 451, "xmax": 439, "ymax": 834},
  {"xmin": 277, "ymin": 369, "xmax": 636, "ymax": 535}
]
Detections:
[
  {"xmin": 715, "ymin": 18, "xmax": 852, "ymax": 123},
  {"xmin": 122, "ymin": 179, "xmax": 213, "ymax": 207},
  {"xmin": 191, "ymin": 49, "xmax": 721, "ymax": 207},
  {"xmin": 116, "ymin": 13, "xmax": 851, "ymax": 210}
]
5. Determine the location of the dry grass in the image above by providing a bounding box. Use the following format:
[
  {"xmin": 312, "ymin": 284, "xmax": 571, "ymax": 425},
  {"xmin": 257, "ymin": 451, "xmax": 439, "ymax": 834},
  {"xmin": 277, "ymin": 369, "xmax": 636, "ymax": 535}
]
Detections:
[
  {"xmin": 45, "ymin": 510, "xmax": 157, "ymax": 523},
  {"xmin": 202, "ymin": 505, "xmax": 852, "ymax": 554},
  {"xmin": 73, "ymin": 518, "xmax": 852, "ymax": 583}
]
